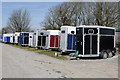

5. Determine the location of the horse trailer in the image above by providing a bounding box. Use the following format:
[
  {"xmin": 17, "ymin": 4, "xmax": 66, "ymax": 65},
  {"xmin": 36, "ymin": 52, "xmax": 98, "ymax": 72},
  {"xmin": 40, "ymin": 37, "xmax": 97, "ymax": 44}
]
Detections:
[
  {"xmin": 35, "ymin": 30, "xmax": 48, "ymax": 49},
  {"xmin": 60, "ymin": 26, "xmax": 76, "ymax": 53},
  {"xmin": 76, "ymin": 25, "xmax": 116, "ymax": 59},
  {"xmin": 29, "ymin": 32, "xmax": 36, "ymax": 47},
  {"xmin": 3, "ymin": 34, "xmax": 13, "ymax": 43},
  {"xmin": 10, "ymin": 33, "xmax": 15, "ymax": 44},
  {"xmin": 0, "ymin": 34, "xmax": 3, "ymax": 42},
  {"xmin": 45, "ymin": 30, "xmax": 60, "ymax": 50},
  {"xmin": 14, "ymin": 32, "xmax": 20, "ymax": 44},
  {"xmin": 19, "ymin": 32, "xmax": 29, "ymax": 46}
]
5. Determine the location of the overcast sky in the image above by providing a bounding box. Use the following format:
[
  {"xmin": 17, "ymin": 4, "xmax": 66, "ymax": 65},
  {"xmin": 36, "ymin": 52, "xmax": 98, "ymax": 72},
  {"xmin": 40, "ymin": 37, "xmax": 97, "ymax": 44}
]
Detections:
[{"xmin": 2, "ymin": 2, "xmax": 62, "ymax": 30}]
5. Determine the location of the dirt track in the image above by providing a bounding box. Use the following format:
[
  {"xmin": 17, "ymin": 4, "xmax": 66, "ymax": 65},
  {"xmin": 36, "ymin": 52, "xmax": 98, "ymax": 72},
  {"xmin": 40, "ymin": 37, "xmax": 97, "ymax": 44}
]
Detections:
[{"xmin": 2, "ymin": 43, "xmax": 118, "ymax": 78}]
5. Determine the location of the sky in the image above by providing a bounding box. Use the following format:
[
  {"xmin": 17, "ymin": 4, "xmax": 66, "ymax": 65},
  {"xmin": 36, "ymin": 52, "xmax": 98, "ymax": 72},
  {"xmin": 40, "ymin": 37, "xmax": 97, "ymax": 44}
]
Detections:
[
  {"xmin": 2, "ymin": 2, "xmax": 62, "ymax": 30},
  {"xmin": 1, "ymin": 0, "xmax": 119, "ymax": 30}
]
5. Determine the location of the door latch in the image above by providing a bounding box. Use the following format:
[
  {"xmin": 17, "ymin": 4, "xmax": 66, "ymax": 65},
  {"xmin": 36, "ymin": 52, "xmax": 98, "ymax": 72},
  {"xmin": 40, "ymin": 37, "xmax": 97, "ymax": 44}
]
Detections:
[{"xmin": 81, "ymin": 42, "xmax": 82, "ymax": 45}]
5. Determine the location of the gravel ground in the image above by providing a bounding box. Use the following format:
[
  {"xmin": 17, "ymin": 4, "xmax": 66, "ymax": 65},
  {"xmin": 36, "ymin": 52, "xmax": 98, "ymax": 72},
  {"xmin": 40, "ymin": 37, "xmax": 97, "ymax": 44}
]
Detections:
[{"xmin": 1, "ymin": 43, "xmax": 118, "ymax": 78}]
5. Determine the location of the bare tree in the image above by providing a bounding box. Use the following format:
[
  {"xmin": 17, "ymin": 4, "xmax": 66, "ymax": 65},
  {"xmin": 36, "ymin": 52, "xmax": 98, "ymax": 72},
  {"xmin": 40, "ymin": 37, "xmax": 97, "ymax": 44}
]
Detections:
[
  {"xmin": 90, "ymin": 2, "xmax": 119, "ymax": 27},
  {"xmin": 41, "ymin": 2, "xmax": 119, "ymax": 30},
  {"xmin": 41, "ymin": 2, "xmax": 84, "ymax": 30},
  {"xmin": 6, "ymin": 9, "xmax": 31, "ymax": 32},
  {"xmin": 1, "ymin": 27, "xmax": 10, "ymax": 34}
]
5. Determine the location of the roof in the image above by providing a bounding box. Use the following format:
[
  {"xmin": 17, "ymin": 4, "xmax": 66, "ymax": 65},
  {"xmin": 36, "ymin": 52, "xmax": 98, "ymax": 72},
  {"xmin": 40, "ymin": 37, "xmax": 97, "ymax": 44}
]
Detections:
[
  {"xmin": 47, "ymin": 30, "xmax": 60, "ymax": 35},
  {"xmin": 20, "ymin": 32, "xmax": 29, "ymax": 33},
  {"xmin": 61, "ymin": 26, "xmax": 75, "ymax": 28},
  {"xmin": 77, "ymin": 25, "xmax": 115, "ymax": 29}
]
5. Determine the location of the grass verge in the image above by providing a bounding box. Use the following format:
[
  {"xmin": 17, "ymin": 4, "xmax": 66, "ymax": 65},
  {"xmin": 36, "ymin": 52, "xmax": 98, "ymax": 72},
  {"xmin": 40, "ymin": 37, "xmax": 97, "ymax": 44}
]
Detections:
[
  {"xmin": 37, "ymin": 50, "xmax": 67, "ymax": 60},
  {"xmin": 7, "ymin": 43, "xmax": 68, "ymax": 60}
]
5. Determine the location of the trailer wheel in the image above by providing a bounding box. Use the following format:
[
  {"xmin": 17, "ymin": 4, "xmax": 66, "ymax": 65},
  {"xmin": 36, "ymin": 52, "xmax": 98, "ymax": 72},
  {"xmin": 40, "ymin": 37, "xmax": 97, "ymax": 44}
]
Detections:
[
  {"xmin": 108, "ymin": 51, "xmax": 113, "ymax": 58},
  {"xmin": 76, "ymin": 57, "xmax": 80, "ymax": 60},
  {"xmin": 101, "ymin": 51, "xmax": 108, "ymax": 59},
  {"xmin": 60, "ymin": 52, "xmax": 64, "ymax": 55}
]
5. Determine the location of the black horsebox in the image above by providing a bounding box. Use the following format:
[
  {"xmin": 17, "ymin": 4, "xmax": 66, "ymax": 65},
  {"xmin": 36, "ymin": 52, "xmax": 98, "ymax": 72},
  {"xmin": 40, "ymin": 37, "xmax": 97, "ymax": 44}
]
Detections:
[{"xmin": 73, "ymin": 26, "xmax": 116, "ymax": 59}]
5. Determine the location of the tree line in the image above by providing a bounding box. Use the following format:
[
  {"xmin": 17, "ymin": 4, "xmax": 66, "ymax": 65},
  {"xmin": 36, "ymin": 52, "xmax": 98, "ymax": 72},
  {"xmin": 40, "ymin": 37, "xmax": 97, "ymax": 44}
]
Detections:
[
  {"xmin": 41, "ymin": 2, "xmax": 119, "ymax": 30},
  {"xmin": 1, "ymin": 2, "xmax": 119, "ymax": 34},
  {"xmin": 2, "ymin": 9, "xmax": 31, "ymax": 34}
]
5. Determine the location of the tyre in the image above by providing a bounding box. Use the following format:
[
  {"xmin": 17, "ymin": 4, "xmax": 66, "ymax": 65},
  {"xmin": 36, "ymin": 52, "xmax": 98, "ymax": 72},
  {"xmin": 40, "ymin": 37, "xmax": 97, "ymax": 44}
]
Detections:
[
  {"xmin": 101, "ymin": 51, "xmax": 108, "ymax": 59},
  {"xmin": 76, "ymin": 57, "xmax": 80, "ymax": 60},
  {"xmin": 99, "ymin": 50, "xmax": 105, "ymax": 58},
  {"xmin": 60, "ymin": 52, "xmax": 65, "ymax": 55},
  {"xmin": 35, "ymin": 47, "xmax": 39, "ymax": 50},
  {"xmin": 108, "ymin": 51, "xmax": 113, "ymax": 58}
]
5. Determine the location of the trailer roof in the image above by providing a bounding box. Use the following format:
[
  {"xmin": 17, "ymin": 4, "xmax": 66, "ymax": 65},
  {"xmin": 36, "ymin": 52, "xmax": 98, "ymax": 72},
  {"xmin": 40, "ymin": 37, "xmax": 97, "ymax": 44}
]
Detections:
[
  {"xmin": 3, "ymin": 33, "xmax": 14, "ymax": 36},
  {"xmin": 15, "ymin": 32, "xmax": 21, "ymax": 33},
  {"xmin": 39, "ymin": 30, "xmax": 48, "ymax": 33},
  {"xmin": 47, "ymin": 30, "xmax": 60, "ymax": 35},
  {"xmin": 47, "ymin": 30, "xmax": 60, "ymax": 33},
  {"xmin": 61, "ymin": 26, "xmax": 75, "ymax": 28},
  {"xmin": 20, "ymin": 32, "xmax": 29, "ymax": 33},
  {"xmin": 47, "ymin": 30, "xmax": 59, "ymax": 31},
  {"xmin": 77, "ymin": 25, "xmax": 115, "ymax": 29}
]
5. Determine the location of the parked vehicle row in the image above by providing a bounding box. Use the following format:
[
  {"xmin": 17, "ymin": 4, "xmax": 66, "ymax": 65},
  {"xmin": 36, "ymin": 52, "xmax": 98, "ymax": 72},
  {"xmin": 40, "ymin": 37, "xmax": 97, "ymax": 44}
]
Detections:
[
  {"xmin": 2, "ymin": 25, "xmax": 116, "ymax": 59},
  {"xmin": 0, "ymin": 34, "xmax": 2, "ymax": 42}
]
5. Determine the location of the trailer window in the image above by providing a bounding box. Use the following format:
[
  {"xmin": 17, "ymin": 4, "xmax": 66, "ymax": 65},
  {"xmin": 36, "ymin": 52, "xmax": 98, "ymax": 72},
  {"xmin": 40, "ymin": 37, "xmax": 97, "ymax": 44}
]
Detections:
[
  {"xmin": 100, "ymin": 28, "xmax": 115, "ymax": 35},
  {"xmin": 84, "ymin": 28, "xmax": 98, "ymax": 34},
  {"xmin": 71, "ymin": 31, "xmax": 75, "ymax": 34},
  {"xmin": 34, "ymin": 33, "xmax": 36, "ymax": 35},
  {"xmin": 61, "ymin": 30, "xmax": 65, "ymax": 33},
  {"xmin": 40, "ymin": 33, "xmax": 44, "ymax": 35}
]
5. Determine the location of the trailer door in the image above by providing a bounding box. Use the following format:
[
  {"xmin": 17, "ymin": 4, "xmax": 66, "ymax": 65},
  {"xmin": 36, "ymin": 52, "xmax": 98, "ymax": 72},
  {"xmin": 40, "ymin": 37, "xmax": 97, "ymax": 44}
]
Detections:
[
  {"xmin": 76, "ymin": 28, "xmax": 83, "ymax": 55},
  {"xmin": 50, "ymin": 35, "xmax": 55, "ymax": 47},
  {"xmin": 73, "ymin": 35, "xmax": 76, "ymax": 50},
  {"xmin": 42, "ymin": 36, "xmax": 46, "ymax": 46},
  {"xmin": 67, "ymin": 34, "xmax": 72, "ymax": 50},
  {"xmin": 19, "ymin": 33, "xmax": 23, "ymax": 45},
  {"xmin": 38, "ymin": 36, "xmax": 41, "ymax": 46},
  {"xmin": 55, "ymin": 35, "xmax": 59, "ymax": 47},
  {"xmin": 84, "ymin": 35, "xmax": 97, "ymax": 55},
  {"xmin": 84, "ymin": 28, "xmax": 98, "ymax": 55},
  {"xmin": 13, "ymin": 36, "xmax": 15, "ymax": 43},
  {"xmin": 24, "ymin": 33, "xmax": 29, "ymax": 44},
  {"xmin": 67, "ymin": 34, "xmax": 76, "ymax": 50}
]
